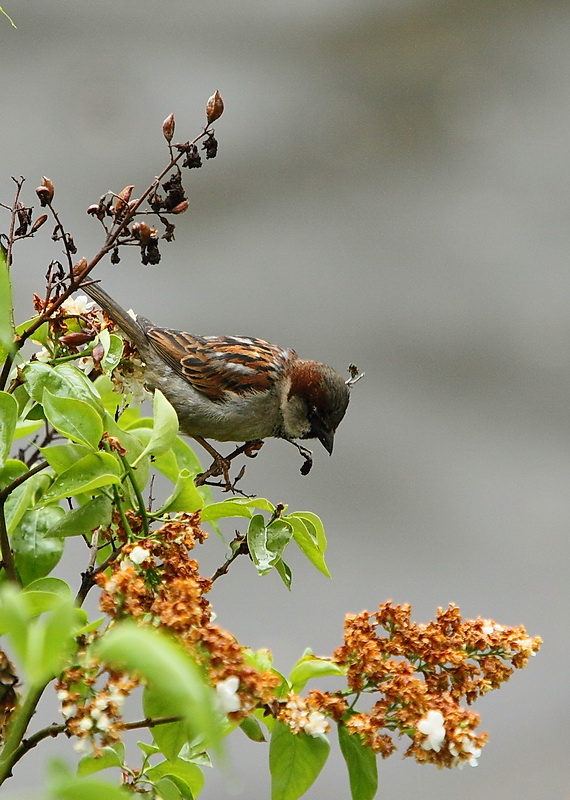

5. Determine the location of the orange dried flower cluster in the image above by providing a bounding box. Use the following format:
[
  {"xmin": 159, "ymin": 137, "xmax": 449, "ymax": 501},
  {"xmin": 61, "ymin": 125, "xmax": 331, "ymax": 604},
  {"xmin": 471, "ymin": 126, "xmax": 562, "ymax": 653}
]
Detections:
[
  {"xmin": 95, "ymin": 513, "xmax": 279, "ymax": 721},
  {"xmin": 321, "ymin": 601, "xmax": 543, "ymax": 768},
  {"xmin": 56, "ymin": 661, "xmax": 139, "ymax": 752}
]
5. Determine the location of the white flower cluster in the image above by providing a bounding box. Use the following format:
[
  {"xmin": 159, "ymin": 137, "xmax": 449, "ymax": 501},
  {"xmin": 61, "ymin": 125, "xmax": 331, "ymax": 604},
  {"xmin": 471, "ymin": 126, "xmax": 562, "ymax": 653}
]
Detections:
[
  {"xmin": 417, "ymin": 709, "xmax": 482, "ymax": 768},
  {"xmin": 284, "ymin": 695, "xmax": 329, "ymax": 738},
  {"xmin": 216, "ymin": 676, "xmax": 242, "ymax": 714}
]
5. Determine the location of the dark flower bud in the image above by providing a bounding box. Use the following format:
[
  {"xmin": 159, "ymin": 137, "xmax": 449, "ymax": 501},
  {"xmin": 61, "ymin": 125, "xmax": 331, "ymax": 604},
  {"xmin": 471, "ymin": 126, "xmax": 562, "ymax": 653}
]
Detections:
[
  {"xmin": 30, "ymin": 214, "xmax": 48, "ymax": 234},
  {"xmin": 170, "ymin": 200, "xmax": 189, "ymax": 214},
  {"xmin": 205, "ymin": 90, "xmax": 224, "ymax": 125},
  {"xmin": 59, "ymin": 331, "xmax": 96, "ymax": 347},
  {"xmin": 92, "ymin": 342, "xmax": 105, "ymax": 365}
]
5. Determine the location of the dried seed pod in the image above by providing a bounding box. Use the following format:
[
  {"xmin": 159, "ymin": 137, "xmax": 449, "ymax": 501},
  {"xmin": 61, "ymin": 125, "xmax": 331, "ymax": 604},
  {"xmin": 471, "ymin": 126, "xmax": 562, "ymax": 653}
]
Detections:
[
  {"xmin": 205, "ymin": 90, "xmax": 224, "ymax": 125},
  {"xmin": 36, "ymin": 176, "xmax": 55, "ymax": 206},
  {"xmin": 170, "ymin": 200, "xmax": 189, "ymax": 214},
  {"xmin": 163, "ymin": 113, "xmax": 175, "ymax": 143},
  {"xmin": 30, "ymin": 214, "xmax": 48, "ymax": 233},
  {"xmin": 131, "ymin": 221, "xmax": 154, "ymax": 244}
]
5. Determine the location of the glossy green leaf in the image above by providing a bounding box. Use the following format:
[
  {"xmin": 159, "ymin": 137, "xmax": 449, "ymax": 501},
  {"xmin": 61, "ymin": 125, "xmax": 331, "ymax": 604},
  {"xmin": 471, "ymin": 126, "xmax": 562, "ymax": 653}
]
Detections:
[
  {"xmin": 289, "ymin": 656, "xmax": 345, "ymax": 693},
  {"xmin": 159, "ymin": 468, "xmax": 204, "ymax": 514},
  {"xmin": 147, "ymin": 758, "xmax": 204, "ymax": 796},
  {"xmin": 24, "ymin": 362, "xmax": 102, "ymax": 409},
  {"xmin": 274, "ymin": 558, "xmax": 292, "ymax": 590},
  {"xmin": 290, "ymin": 512, "xmax": 327, "ymax": 553},
  {"xmin": 0, "ymin": 391, "xmax": 17, "ymax": 469},
  {"xmin": 12, "ymin": 506, "xmax": 65, "ymax": 585},
  {"xmin": 42, "ymin": 389, "xmax": 103, "ymax": 449},
  {"xmin": 286, "ymin": 516, "xmax": 330, "ymax": 578},
  {"xmin": 40, "ymin": 452, "xmax": 121, "ymax": 504},
  {"xmin": 338, "ymin": 723, "xmax": 378, "ymax": 800},
  {"xmin": 132, "ymin": 389, "xmax": 178, "ymax": 465},
  {"xmin": 97, "ymin": 329, "xmax": 124, "ymax": 374},
  {"xmin": 247, "ymin": 516, "xmax": 292, "ymax": 576},
  {"xmin": 47, "ymin": 495, "xmax": 112, "ymax": 538},
  {"xmin": 3, "ymin": 463, "xmax": 40, "ymax": 535},
  {"xmin": 40, "ymin": 442, "xmax": 92, "ymax": 473},
  {"xmin": 270, "ymin": 721, "xmax": 330, "ymax": 800}
]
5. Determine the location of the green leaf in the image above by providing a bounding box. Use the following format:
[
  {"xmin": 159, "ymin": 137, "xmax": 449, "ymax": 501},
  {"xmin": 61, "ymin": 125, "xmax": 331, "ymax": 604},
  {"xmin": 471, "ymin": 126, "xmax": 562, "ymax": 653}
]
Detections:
[
  {"xmin": 143, "ymin": 684, "xmax": 188, "ymax": 762},
  {"xmin": 286, "ymin": 516, "xmax": 330, "ymax": 578},
  {"xmin": 3, "ymin": 464, "xmax": 41, "ymax": 535},
  {"xmin": 0, "ymin": 244, "xmax": 14, "ymax": 362},
  {"xmin": 42, "ymin": 389, "xmax": 103, "ymax": 449},
  {"xmin": 97, "ymin": 330, "xmax": 124, "ymax": 375},
  {"xmin": 159, "ymin": 469, "xmax": 204, "ymax": 514},
  {"xmin": 270, "ymin": 721, "xmax": 330, "ymax": 800},
  {"xmin": 47, "ymin": 758, "xmax": 131, "ymax": 800},
  {"xmin": 151, "ymin": 435, "xmax": 203, "ymax": 482},
  {"xmin": 96, "ymin": 623, "xmax": 219, "ymax": 753},
  {"xmin": 239, "ymin": 715, "xmax": 266, "ymax": 742},
  {"xmin": 40, "ymin": 452, "xmax": 121, "ymax": 504},
  {"xmin": 338, "ymin": 724, "xmax": 378, "ymax": 800},
  {"xmin": 154, "ymin": 777, "xmax": 183, "ymax": 800},
  {"xmin": 289, "ymin": 656, "xmax": 345, "ymax": 693},
  {"xmin": 16, "ymin": 315, "xmax": 49, "ymax": 346},
  {"xmin": 0, "ymin": 391, "xmax": 17, "ymax": 469},
  {"xmin": 247, "ymin": 516, "xmax": 292, "ymax": 576},
  {"xmin": 23, "ymin": 362, "xmax": 102, "ymax": 409},
  {"xmin": 132, "ymin": 389, "xmax": 178, "ymax": 465},
  {"xmin": 47, "ymin": 495, "xmax": 112, "ymax": 538},
  {"xmin": 12, "ymin": 506, "xmax": 65, "ymax": 585},
  {"xmin": 40, "ymin": 443, "xmax": 93, "ymax": 473},
  {"xmin": 146, "ymin": 758, "xmax": 204, "ymax": 797},
  {"xmin": 22, "ymin": 578, "xmax": 72, "ymax": 615},
  {"xmin": 78, "ymin": 744, "xmax": 124, "ymax": 776},
  {"xmin": 274, "ymin": 558, "xmax": 292, "ymax": 590},
  {"xmin": 290, "ymin": 512, "xmax": 327, "ymax": 552}
]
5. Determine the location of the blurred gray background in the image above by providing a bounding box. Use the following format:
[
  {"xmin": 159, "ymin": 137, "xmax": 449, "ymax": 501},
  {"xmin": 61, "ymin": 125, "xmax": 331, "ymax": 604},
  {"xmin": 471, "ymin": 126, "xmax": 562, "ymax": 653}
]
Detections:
[{"xmin": 2, "ymin": 0, "xmax": 568, "ymax": 797}]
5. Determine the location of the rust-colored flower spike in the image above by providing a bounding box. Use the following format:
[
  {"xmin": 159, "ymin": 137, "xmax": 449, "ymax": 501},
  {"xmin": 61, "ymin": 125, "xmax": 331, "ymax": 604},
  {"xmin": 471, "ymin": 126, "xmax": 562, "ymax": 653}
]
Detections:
[
  {"xmin": 163, "ymin": 113, "xmax": 175, "ymax": 143},
  {"xmin": 206, "ymin": 90, "xmax": 224, "ymax": 125},
  {"xmin": 35, "ymin": 176, "xmax": 55, "ymax": 207}
]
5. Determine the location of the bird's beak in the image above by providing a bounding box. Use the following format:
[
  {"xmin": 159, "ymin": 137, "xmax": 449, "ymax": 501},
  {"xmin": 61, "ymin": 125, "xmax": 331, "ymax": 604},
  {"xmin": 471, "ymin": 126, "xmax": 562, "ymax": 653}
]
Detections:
[{"xmin": 316, "ymin": 426, "xmax": 335, "ymax": 455}]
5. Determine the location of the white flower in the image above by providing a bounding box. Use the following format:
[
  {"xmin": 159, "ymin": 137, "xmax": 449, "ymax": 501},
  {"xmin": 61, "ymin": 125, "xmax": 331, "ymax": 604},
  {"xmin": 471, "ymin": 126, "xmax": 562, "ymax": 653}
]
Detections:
[
  {"xmin": 78, "ymin": 716, "xmax": 94, "ymax": 732},
  {"xmin": 303, "ymin": 711, "xmax": 328, "ymax": 737},
  {"xmin": 61, "ymin": 704, "xmax": 77, "ymax": 719},
  {"xmin": 129, "ymin": 546, "xmax": 151, "ymax": 565},
  {"xmin": 73, "ymin": 739, "xmax": 87, "ymax": 753},
  {"xmin": 61, "ymin": 295, "xmax": 94, "ymax": 316},
  {"xmin": 417, "ymin": 710, "xmax": 446, "ymax": 752},
  {"xmin": 93, "ymin": 712, "xmax": 111, "ymax": 731},
  {"xmin": 216, "ymin": 676, "xmax": 241, "ymax": 714}
]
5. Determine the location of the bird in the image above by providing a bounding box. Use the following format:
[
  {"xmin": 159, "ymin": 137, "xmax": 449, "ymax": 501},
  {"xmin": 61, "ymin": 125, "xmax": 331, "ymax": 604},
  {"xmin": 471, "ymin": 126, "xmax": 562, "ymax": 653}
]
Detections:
[{"xmin": 80, "ymin": 281, "xmax": 351, "ymax": 464}]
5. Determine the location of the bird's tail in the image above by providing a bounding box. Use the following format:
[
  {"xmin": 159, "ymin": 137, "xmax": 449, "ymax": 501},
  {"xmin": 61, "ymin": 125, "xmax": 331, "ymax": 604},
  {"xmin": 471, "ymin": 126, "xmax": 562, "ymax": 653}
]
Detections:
[{"xmin": 81, "ymin": 281, "xmax": 148, "ymax": 351}]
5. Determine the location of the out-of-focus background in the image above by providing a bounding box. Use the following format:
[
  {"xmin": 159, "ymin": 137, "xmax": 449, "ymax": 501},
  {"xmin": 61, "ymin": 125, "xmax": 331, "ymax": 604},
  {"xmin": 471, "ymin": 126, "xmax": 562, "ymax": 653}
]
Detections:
[{"xmin": 2, "ymin": 0, "xmax": 569, "ymax": 797}]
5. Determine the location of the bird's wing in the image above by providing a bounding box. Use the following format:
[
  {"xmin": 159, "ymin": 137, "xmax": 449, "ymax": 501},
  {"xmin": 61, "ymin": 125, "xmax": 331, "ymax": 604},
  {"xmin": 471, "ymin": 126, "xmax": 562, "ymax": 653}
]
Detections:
[{"xmin": 145, "ymin": 327, "xmax": 294, "ymax": 400}]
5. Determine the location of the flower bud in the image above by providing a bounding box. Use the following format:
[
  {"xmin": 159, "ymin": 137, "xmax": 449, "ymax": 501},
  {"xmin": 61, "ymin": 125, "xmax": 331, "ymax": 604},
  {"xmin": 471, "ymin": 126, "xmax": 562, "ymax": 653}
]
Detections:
[
  {"xmin": 131, "ymin": 221, "xmax": 157, "ymax": 244},
  {"xmin": 59, "ymin": 331, "xmax": 96, "ymax": 347},
  {"xmin": 162, "ymin": 113, "xmax": 175, "ymax": 143},
  {"xmin": 170, "ymin": 200, "xmax": 189, "ymax": 214},
  {"xmin": 30, "ymin": 214, "xmax": 48, "ymax": 233},
  {"xmin": 114, "ymin": 185, "xmax": 135, "ymax": 216},
  {"xmin": 92, "ymin": 342, "xmax": 105, "ymax": 365},
  {"xmin": 72, "ymin": 257, "xmax": 88, "ymax": 277},
  {"xmin": 36, "ymin": 176, "xmax": 54, "ymax": 206},
  {"xmin": 206, "ymin": 90, "xmax": 224, "ymax": 125}
]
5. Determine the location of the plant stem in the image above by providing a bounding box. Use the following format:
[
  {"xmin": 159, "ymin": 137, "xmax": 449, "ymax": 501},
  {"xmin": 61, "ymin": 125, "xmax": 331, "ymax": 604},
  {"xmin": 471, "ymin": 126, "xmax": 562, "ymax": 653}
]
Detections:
[{"xmin": 0, "ymin": 681, "xmax": 48, "ymax": 785}]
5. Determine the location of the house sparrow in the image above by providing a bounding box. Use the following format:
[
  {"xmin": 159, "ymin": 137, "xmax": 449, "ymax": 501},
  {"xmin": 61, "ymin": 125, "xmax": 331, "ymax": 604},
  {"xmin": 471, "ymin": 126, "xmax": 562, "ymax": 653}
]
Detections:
[{"xmin": 81, "ymin": 282, "xmax": 351, "ymax": 458}]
